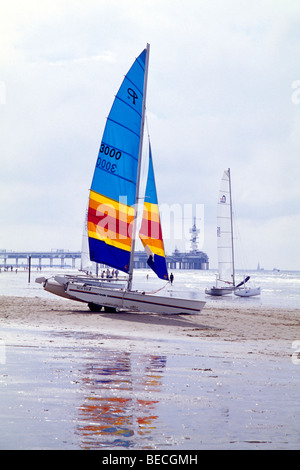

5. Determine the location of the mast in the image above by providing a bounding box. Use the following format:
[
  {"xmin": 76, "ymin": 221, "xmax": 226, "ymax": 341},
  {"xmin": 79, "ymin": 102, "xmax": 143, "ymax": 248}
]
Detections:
[
  {"xmin": 127, "ymin": 43, "xmax": 150, "ymax": 291},
  {"xmin": 228, "ymin": 168, "xmax": 235, "ymax": 287}
]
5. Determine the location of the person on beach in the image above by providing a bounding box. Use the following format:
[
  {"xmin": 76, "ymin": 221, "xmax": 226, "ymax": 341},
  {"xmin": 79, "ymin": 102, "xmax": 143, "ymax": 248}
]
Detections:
[{"xmin": 170, "ymin": 273, "xmax": 174, "ymax": 285}]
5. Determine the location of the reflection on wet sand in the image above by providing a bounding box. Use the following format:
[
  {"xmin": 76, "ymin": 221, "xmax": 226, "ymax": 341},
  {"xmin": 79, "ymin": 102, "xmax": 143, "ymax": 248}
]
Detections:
[{"xmin": 77, "ymin": 352, "xmax": 166, "ymax": 449}]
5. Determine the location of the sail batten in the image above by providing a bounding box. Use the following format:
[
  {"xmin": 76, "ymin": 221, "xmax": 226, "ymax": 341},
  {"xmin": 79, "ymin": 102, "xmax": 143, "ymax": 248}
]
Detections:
[
  {"xmin": 115, "ymin": 90, "xmax": 143, "ymax": 112},
  {"xmin": 107, "ymin": 117, "xmax": 142, "ymax": 140},
  {"xmin": 92, "ymin": 168, "xmax": 136, "ymax": 186}
]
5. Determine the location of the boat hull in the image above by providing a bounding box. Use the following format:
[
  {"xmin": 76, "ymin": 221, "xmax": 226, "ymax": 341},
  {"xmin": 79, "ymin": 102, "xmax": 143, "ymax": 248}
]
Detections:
[
  {"xmin": 36, "ymin": 275, "xmax": 205, "ymax": 314},
  {"xmin": 35, "ymin": 277, "xmax": 84, "ymax": 302},
  {"xmin": 234, "ymin": 287, "xmax": 261, "ymax": 297},
  {"xmin": 205, "ymin": 286, "xmax": 234, "ymax": 296},
  {"xmin": 66, "ymin": 281, "xmax": 205, "ymax": 314}
]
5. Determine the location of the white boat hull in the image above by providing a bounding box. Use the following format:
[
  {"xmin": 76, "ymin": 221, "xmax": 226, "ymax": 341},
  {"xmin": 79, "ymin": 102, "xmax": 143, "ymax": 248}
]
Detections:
[
  {"xmin": 205, "ymin": 286, "xmax": 234, "ymax": 296},
  {"xmin": 36, "ymin": 276, "xmax": 205, "ymax": 314},
  {"xmin": 66, "ymin": 280, "xmax": 205, "ymax": 314},
  {"xmin": 234, "ymin": 287, "xmax": 261, "ymax": 297},
  {"xmin": 36, "ymin": 277, "xmax": 85, "ymax": 302}
]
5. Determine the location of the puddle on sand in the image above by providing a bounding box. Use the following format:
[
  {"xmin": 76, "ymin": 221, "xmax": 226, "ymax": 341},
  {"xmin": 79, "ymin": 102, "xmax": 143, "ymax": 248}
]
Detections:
[
  {"xmin": 0, "ymin": 341, "xmax": 172, "ymax": 449},
  {"xmin": 77, "ymin": 353, "xmax": 167, "ymax": 449}
]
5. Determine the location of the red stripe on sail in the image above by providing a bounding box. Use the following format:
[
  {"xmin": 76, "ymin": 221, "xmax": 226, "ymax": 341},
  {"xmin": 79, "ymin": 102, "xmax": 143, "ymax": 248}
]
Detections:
[
  {"xmin": 139, "ymin": 217, "xmax": 163, "ymax": 241},
  {"xmin": 88, "ymin": 210, "xmax": 133, "ymax": 241}
]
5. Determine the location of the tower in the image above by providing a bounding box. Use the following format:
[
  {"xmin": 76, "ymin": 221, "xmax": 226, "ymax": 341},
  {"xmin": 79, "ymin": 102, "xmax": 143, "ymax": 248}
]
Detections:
[{"xmin": 189, "ymin": 218, "xmax": 200, "ymax": 253}]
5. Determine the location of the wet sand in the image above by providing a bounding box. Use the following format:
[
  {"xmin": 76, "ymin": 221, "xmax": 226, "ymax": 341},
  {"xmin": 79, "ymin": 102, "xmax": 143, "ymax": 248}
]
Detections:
[{"xmin": 0, "ymin": 295, "xmax": 299, "ymax": 450}]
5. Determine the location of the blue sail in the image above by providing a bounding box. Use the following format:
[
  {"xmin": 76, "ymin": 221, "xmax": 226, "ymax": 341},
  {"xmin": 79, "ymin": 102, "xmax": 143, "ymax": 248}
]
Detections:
[{"xmin": 88, "ymin": 48, "xmax": 147, "ymax": 273}]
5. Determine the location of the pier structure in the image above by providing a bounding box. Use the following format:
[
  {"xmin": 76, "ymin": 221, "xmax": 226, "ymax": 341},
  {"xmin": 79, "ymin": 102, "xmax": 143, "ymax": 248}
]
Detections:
[
  {"xmin": 1, "ymin": 248, "xmax": 209, "ymax": 271},
  {"xmin": 1, "ymin": 222, "xmax": 209, "ymax": 270},
  {"xmin": 134, "ymin": 249, "xmax": 209, "ymax": 270},
  {"xmin": 168, "ymin": 217, "xmax": 209, "ymax": 270},
  {"xmin": 0, "ymin": 249, "xmax": 81, "ymax": 269}
]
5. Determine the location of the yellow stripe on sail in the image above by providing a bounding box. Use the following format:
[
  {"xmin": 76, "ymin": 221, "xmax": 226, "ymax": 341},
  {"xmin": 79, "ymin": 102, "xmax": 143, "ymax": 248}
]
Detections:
[
  {"xmin": 140, "ymin": 237, "xmax": 166, "ymax": 257},
  {"xmin": 88, "ymin": 221, "xmax": 132, "ymax": 252}
]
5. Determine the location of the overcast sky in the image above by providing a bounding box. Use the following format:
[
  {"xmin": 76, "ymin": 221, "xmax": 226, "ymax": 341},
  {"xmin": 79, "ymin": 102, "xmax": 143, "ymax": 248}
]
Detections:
[{"xmin": 1, "ymin": 0, "xmax": 300, "ymax": 270}]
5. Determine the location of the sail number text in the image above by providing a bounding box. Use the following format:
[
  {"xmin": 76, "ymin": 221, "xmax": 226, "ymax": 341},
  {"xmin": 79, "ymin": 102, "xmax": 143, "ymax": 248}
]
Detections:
[
  {"xmin": 97, "ymin": 144, "xmax": 122, "ymax": 174},
  {"xmin": 100, "ymin": 144, "xmax": 122, "ymax": 160}
]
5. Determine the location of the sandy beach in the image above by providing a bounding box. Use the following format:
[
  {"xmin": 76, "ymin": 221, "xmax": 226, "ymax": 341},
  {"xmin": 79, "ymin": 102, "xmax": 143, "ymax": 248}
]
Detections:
[
  {"xmin": 0, "ymin": 295, "xmax": 299, "ymax": 450},
  {"xmin": 0, "ymin": 295, "xmax": 299, "ymax": 345}
]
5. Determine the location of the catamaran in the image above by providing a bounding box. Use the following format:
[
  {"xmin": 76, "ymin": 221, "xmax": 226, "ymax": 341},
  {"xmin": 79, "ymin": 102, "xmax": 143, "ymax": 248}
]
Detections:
[
  {"xmin": 36, "ymin": 44, "xmax": 206, "ymax": 314},
  {"xmin": 205, "ymin": 168, "xmax": 260, "ymax": 297}
]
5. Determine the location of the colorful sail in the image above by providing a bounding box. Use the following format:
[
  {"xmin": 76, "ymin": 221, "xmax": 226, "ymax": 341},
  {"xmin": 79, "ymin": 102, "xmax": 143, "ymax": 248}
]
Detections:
[
  {"xmin": 87, "ymin": 48, "xmax": 147, "ymax": 273},
  {"xmin": 139, "ymin": 144, "xmax": 169, "ymax": 280}
]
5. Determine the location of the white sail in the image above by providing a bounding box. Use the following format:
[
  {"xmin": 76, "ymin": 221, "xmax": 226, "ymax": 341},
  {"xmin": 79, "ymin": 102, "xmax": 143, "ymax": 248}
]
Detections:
[
  {"xmin": 217, "ymin": 169, "xmax": 235, "ymax": 286},
  {"xmin": 206, "ymin": 168, "xmax": 260, "ymax": 297},
  {"xmin": 80, "ymin": 208, "xmax": 92, "ymax": 272}
]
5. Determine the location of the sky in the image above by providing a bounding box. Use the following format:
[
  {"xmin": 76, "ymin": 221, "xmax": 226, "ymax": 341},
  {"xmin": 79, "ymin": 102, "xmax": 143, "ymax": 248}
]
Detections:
[{"xmin": 1, "ymin": 0, "xmax": 300, "ymax": 270}]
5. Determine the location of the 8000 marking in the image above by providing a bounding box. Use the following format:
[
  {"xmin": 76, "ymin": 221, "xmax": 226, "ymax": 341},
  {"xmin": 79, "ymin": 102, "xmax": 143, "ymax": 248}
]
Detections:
[
  {"xmin": 100, "ymin": 144, "xmax": 122, "ymax": 160},
  {"xmin": 97, "ymin": 144, "xmax": 122, "ymax": 174}
]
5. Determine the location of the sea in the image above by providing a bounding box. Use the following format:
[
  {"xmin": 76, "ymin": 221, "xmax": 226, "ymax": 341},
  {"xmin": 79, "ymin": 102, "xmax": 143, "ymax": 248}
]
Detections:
[
  {"xmin": 0, "ymin": 266, "xmax": 299, "ymax": 309},
  {"xmin": 0, "ymin": 268, "xmax": 299, "ymax": 450}
]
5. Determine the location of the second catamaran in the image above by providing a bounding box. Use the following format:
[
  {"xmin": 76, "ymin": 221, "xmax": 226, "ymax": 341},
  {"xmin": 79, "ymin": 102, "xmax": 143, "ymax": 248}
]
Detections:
[
  {"xmin": 36, "ymin": 44, "xmax": 205, "ymax": 315},
  {"xmin": 205, "ymin": 168, "xmax": 260, "ymax": 297},
  {"xmin": 205, "ymin": 169, "xmax": 236, "ymax": 296}
]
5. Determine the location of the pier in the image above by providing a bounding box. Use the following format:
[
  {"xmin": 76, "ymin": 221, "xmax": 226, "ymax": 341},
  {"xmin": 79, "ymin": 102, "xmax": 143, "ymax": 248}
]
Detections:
[
  {"xmin": 0, "ymin": 249, "xmax": 209, "ymax": 271},
  {"xmin": 134, "ymin": 249, "xmax": 209, "ymax": 270},
  {"xmin": 0, "ymin": 221, "xmax": 209, "ymax": 271}
]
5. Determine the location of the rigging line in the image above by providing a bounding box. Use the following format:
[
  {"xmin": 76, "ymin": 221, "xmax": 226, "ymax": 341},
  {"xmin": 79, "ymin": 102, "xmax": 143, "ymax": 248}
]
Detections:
[
  {"xmin": 231, "ymin": 201, "xmax": 250, "ymax": 273},
  {"xmin": 144, "ymin": 281, "xmax": 170, "ymax": 295},
  {"xmin": 145, "ymin": 113, "xmax": 150, "ymax": 140}
]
